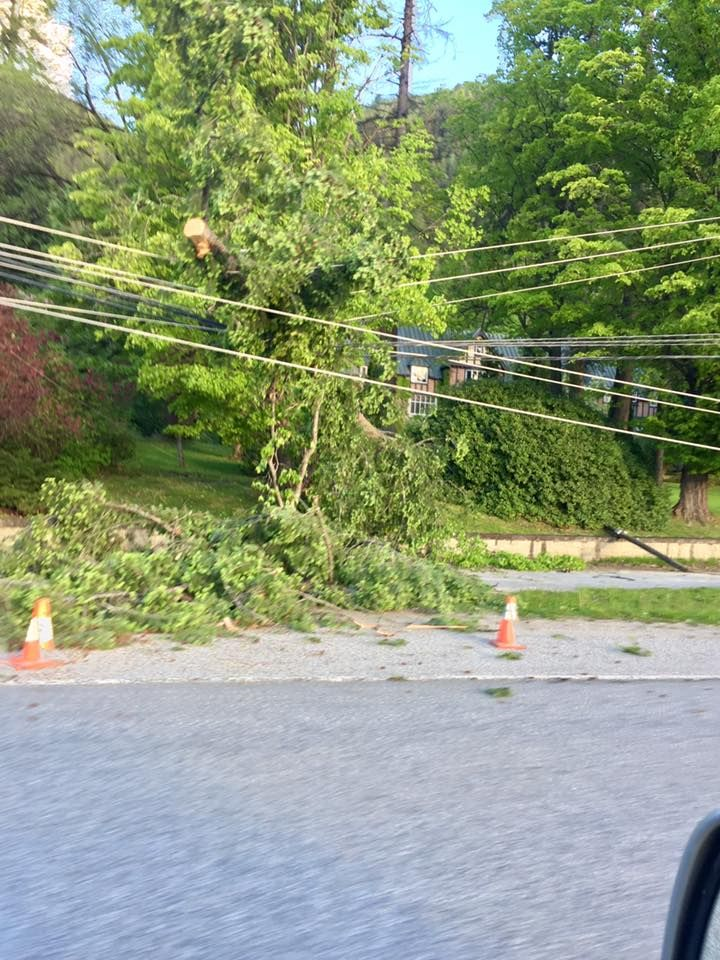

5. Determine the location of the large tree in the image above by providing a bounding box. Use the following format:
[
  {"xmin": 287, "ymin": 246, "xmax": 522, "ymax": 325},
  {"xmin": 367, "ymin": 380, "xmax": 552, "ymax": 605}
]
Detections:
[
  {"xmin": 431, "ymin": 0, "xmax": 720, "ymax": 521},
  {"xmin": 66, "ymin": 0, "xmax": 458, "ymax": 507}
]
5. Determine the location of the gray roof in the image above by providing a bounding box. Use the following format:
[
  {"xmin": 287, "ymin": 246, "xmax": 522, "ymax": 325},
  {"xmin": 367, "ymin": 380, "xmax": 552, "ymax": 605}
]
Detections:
[{"xmin": 395, "ymin": 326, "xmax": 521, "ymax": 377}]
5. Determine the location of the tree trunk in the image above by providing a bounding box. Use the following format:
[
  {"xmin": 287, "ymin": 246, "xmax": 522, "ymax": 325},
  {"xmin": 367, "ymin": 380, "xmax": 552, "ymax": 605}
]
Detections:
[
  {"xmin": 176, "ymin": 434, "xmax": 186, "ymax": 469},
  {"xmin": 610, "ymin": 361, "xmax": 634, "ymax": 428},
  {"xmin": 397, "ymin": 0, "xmax": 414, "ymax": 121},
  {"xmin": 546, "ymin": 346, "xmax": 564, "ymax": 396},
  {"xmin": 655, "ymin": 446, "xmax": 665, "ymax": 485},
  {"xmin": 673, "ymin": 468, "xmax": 711, "ymax": 524},
  {"xmin": 231, "ymin": 443, "xmax": 243, "ymax": 461}
]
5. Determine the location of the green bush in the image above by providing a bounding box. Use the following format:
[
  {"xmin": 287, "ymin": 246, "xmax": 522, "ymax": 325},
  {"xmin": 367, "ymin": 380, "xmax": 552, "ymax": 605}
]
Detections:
[
  {"xmin": 423, "ymin": 379, "xmax": 668, "ymax": 530},
  {"xmin": 0, "ymin": 448, "xmax": 48, "ymax": 513}
]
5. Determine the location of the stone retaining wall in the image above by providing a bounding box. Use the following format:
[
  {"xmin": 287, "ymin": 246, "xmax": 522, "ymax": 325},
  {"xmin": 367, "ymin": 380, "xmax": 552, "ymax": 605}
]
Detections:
[{"xmin": 480, "ymin": 534, "xmax": 720, "ymax": 563}]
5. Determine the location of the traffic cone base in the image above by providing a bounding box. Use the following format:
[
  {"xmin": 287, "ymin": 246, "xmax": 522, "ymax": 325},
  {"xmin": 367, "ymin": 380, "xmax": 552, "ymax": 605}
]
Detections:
[
  {"xmin": 2, "ymin": 597, "xmax": 66, "ymax": 671},
  {"xmin": 492, "ymin": 595, "xmax": 525, "ymax": 650},
  {"xmin": 6, "ymin": 651, "xmax": 66, "ymax": 671},
  {"xmin": 492, "ymin": 620, "xmax": 526, "ymax": 651}
]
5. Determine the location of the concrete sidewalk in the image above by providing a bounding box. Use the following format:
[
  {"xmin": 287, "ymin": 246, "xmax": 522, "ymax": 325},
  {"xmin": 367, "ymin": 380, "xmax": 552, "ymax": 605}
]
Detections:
[{"xmin": 2, "ymin": 613, "xmax": 718, "ymax": 684}]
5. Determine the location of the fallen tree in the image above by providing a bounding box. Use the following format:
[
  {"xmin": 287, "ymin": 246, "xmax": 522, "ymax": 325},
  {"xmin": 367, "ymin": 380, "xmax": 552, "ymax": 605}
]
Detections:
[{"xmin": 0, "ymin": 479, "xmax": 492, "ymax": 648}]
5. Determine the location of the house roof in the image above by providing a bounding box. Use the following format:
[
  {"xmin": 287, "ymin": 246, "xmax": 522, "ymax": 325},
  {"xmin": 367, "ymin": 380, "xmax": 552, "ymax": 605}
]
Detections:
[{"xmin": 395, "ymin": 326, "xmax": 520, "ymax": 377}]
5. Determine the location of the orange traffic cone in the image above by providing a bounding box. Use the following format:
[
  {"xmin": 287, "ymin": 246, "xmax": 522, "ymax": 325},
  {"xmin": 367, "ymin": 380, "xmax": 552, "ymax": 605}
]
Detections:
[
  {"xmin": 492, "ymin": 595, "xmax": 525, "ymax": 651},
  {"xmin": 6, "ymin": 598, "xmax": 66, "ymax": 671}
]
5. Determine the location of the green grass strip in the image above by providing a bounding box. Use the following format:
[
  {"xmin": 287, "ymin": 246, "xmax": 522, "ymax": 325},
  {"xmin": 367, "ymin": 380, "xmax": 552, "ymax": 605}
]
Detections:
[{"xmin": 518, "ymin": 588, "xmax": 720, "ymax": 626}]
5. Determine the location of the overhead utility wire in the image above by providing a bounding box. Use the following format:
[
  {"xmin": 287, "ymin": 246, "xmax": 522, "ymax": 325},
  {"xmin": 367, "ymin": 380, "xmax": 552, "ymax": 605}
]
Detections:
[
  {"xmin": 6, "ymin": 240, "xmax": 720, "ymax": 367},
  {"xmin": 465, "ymin": 351, "xmax": 720, "ymax": 405},
  {"xmin": 0, "ymin": 215, "xmax": 173, "ymax": 261},
  {"xmin": 0, "ymin": 242, "xmax": 198, "ymax": 292},
  {"xmin": 398, "ymin": 234, "xmax": 720, "ymax": 288},
  {"xmin": 19, "ymin": 293, "xmax": 719, "ymax": 406},
  {"xmin": 9, "ymin": 237, "xmax": 720, "ymax": 359},
  {"xmin": 7, "ymin": 209, "xmax": 720, "ymax": 269},
  {"xmin": 7, "ymin": 231, "xmax": 720, "ymax": 310},
  {"xmin": 4, "ymin": 295, "xmax": 720, "ymax": 455},
  {"xmin": 0, "ymin": 255, "xmax": 218, "ymax": 326},
  {"xmin": 7, "ymin": 253, "xmax": 720, "ymax": 407},
  {"xmin": 407, "ymin": 215, "xmax": 720, "ymax": 261},
  {"xmin": 7, "ymin": 297, "xmax": 227, "ymax": 337},
  {"xmin": 435, "ymin": 333, "xmax": 720, "ymax": 347},
  {"xmin": 6, "ymin": 235, "xmax": 720, "ymax": 404},
  {"xmin": 440, "ymin": 358, "xmax": 720, "ymax": 417},
  {"xmin": 0, "ymin": 269, "xmax": 223, "ymax": 334},
  {"xmin": 444, "ymin": 252, "xmax": 720, "ymax": 305}
]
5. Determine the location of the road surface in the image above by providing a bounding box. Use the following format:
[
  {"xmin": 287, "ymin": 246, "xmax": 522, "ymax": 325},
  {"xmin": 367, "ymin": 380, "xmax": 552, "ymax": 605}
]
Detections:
[
  {"xmin": 479, "ymin": 568, "xmax": 720, "ymax": 592},
  {"xmin": 1, "ymin": 680, "xmax": 719, "ymax": 959}
]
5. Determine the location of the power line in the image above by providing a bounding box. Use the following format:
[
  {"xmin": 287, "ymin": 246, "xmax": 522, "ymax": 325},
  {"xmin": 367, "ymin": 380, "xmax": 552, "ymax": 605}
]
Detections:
[
  {"xmin": 0, "ymin": 248, "xmax": 413, "ymax": 346},
  {"xmin": 8, "ymin": 232, "xmax": 720, "ymax": 316},
  {"xmin": 0, "ymin": 242, "xmax": 198, "ymax": 292},
  {"xmin": 7, "ymin": 239, "xmax": 720, "ymax": 369},
  {"xmin": 7, "ymin": 297, "xmax": 227, "ymax": 337},
  {"xmin": 8, "ymin": 246, "xmax": 720, "ymax": 407},
  {"xmin": 0, "ymin": 255, "xmax": 218, "ymax": 325},
  {"xmin": 9, "ymin": 254, "xmax": 720, "ymax": 407},
  {"xmin": 449, "ymin": 358, "xmax": 720, "ymax": 417},
  {"xmin": 5, "ymin": 237, "xmax": 720, "ymax": 407},
  {"xmin": 445, "ymin": 251, "xmax": 720, "ymax": 305},
  {"xmin": 0, "ymin": 215, "xmax": 174, "ymax": 261},
  {"xmin": 3, "ymin": 294, "xmax": 720, "ymax": 455},
  {"xmin": 398, "ymin": 233, "xmax": 720, "ymax": 289},
  {"xmin": 382, "ymin": 341, "xmax": 720, "ymax": 406},
  {"xmin": 435, "ymin": 333, "xmax": 720, "ymax": 347},
  {"xmin": 23, "ymin": 292, "xmax": 717, "ymax": 406},
  {"xmin": 8, "ymin": 209, "xmax": 720, "ymax": 272},
  {"xmin": 407, "ymin": 214, "xmax": 720, "ymax": 262}
]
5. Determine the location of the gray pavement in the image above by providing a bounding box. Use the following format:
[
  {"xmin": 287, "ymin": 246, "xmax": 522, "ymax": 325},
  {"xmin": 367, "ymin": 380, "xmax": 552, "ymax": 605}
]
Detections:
[
  {"xmin": 479, "ymin": 568, "xmax": 720, "ymax": 593},
  {"xmin": 1, "ymin": 680, "xmax": 719, "ymax": 959},
  {"xmin": 3, "ymin": 614, "xmax": 719, "ymax": 684}
]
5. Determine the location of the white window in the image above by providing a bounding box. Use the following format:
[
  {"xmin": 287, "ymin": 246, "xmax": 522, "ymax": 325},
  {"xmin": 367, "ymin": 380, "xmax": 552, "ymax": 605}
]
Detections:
[
  {"xmin": 466, "ymin": 342, "xmax": 488, "ymax": 363},
  {"xmin": 410, "ymin": 364, "xmax": 429, "ymax": 385},
  {"xmin": 465, "ymin": 368, "xmax": 483, "ymax": 381},
  {"xmin": 408, "ymin": 393, "xmax": 438, "ymax": 417}
]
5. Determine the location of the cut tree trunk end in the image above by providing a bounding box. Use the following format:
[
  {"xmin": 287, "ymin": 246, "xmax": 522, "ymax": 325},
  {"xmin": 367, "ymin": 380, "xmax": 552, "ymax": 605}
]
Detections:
[{"xmin": 673, "ymin": 469, "xmax": 711, "ymax": 524}]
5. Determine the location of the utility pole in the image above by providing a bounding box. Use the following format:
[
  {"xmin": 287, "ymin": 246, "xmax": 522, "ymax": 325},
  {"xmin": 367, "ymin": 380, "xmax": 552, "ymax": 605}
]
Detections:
[{"xmin": 397, "ymin": 0, "xmax": 414, "ymax": 120}]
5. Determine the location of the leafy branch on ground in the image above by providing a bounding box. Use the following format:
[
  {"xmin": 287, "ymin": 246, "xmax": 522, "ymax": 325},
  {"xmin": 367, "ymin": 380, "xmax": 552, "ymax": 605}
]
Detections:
[{"xmin": 0, "ymin": 479, "xmax": 493, "ymax": 649}]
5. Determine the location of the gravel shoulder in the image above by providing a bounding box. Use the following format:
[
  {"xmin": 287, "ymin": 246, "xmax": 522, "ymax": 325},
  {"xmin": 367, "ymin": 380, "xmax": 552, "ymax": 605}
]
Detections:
[{"xmin": 2, "ymin": 612, "xmax": 719, "ymax": 684}]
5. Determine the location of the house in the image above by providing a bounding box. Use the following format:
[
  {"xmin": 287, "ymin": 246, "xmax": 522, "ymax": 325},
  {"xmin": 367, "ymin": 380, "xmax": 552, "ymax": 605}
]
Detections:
[
  {"xmin": 395, "ymin": 326, "xmax": 522, "ymax": 416},
  {"xmin": 394, "ymin": 326, "xmax": 659, "ymax": 419}
]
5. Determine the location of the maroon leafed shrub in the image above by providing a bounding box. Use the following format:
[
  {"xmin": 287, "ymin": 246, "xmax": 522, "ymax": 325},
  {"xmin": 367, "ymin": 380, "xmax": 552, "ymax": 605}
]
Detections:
[
  {"xmin": 0, "ymin": 298, "xmax": 81, "ymax": 456},
  {"xmin": 0, "ymin": 294, "xmax": 134, "ymax": 511}
]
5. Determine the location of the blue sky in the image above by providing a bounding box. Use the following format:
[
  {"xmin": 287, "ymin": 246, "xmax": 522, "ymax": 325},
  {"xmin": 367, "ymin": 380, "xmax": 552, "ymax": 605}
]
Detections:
[{"xmin": 413, "ymin": 0, "xmax": 500, "ymax": 93}]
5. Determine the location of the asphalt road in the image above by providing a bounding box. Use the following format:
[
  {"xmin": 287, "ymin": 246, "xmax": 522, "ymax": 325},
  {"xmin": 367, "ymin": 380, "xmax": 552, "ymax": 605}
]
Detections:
[
  {"xmin": 480, "ymin": 568, "xmax": 720, "ymax": 592},
  {"xmin": 1, "ymin": 681, "xmax": 719, "ymax": 960}
]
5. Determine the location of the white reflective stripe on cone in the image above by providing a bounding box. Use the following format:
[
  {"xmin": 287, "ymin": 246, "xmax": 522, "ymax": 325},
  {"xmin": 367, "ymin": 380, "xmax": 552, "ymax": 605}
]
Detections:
[
  {"xmin": 36, "ymin": 617, "xmax": 54, "ymax": 649},
  {"xmin": 505, "ymin": 602, "xmax": 518, "ymax": 622}
]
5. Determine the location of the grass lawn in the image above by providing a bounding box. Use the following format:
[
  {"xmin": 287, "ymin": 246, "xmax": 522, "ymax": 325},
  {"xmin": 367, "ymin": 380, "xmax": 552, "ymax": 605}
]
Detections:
[
  {"xmin": 516, "ymin": 588, "xmax": 720, "ymax": 625},
  {"xmin": 102, "ymin": 438, "xmax": 257, "ymax": 515},
  {"xmin": 448, "ymin": 483, "xmax": 720, "ymax": 540}
]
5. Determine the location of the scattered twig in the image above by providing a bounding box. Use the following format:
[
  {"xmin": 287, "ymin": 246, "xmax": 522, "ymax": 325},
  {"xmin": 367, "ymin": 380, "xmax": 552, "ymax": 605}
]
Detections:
[
  {"xmin": 106, "ymin": 501, "xmax": 182, "ymax": 538},
  {"xmin": 297, "ymin": 591, "xmax": 374, "ymax": 630},
  {"xmin": 406, "ymin": 623, "xmax": 468, "ymax": 631}
]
